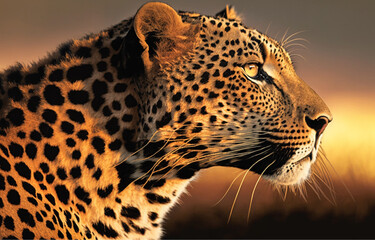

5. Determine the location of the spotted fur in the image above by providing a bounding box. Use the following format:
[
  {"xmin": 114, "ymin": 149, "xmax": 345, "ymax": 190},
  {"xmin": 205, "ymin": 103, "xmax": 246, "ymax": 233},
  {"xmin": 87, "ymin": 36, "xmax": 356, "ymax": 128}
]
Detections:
[{"xmin": 0, "ymin": 2, "xmax": 331, "ymax": 239}]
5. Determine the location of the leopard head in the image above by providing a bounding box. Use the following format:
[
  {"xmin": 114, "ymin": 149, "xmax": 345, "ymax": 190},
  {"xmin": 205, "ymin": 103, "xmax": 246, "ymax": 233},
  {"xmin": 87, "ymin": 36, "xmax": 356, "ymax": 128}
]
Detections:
[{"xmin": 121, "ymin": 2, "xmax": 332, "ymax": 186}]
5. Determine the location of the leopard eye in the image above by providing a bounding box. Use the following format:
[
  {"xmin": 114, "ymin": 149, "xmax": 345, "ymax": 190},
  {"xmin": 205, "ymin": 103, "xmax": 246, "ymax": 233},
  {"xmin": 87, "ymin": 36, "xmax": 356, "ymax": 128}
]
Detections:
[{"xmin": 242, "ymin": 63, "xmax": 259, "ymax": 79}]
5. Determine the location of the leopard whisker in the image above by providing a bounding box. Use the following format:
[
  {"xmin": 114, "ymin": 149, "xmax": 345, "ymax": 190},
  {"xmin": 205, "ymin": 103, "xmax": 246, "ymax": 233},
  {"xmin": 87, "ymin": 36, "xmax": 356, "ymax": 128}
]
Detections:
[
  {"xmin": 142, "ymin": 134, "xmax": 200, "ymax": 186},
  {"xmin": 284, "ymin": 36, "xmax": 310, "ymax": 46},
  {"xmin": 281, "ymin": 31, "xmax": 309, "ymax": 47},
  {"xmin": 247, "ymin": 160, "xmax": 276, "ymax": 223},
  {"xmin": 114, "ymin": 128, "xmax": 161, "ymax": 167},
  {"xmin": 228, "ymin": 165, "xmax": 250, "ymax": 224},
  {"xmin": 152, "ymin": 140, "xmax": 272, "ymax": 182},
  {"xmin": 227, "ymin": 150, "xmax": 274, "ymax": 223},
  {"xmin": 306, "ymin": 177, "xmax": 322, "ymax": 200},
  {"xmin": 283, "ymin": 42, "xmax": 308, "ymax": 50},
  {"xmin": 318, "ymin": 148, "xmax": 354, "ymax": 202},
  {"xmin": 283, "ymin": 185, "xmax": 288, "ymax": 200},
  {"xmin": 311, "ymin": 172, "xmax": 336, "ymax": 205},
  {"xmin": 213, "ymin": 169, "xmax": 247, "ymax": 207},
  {"xmin": 198, "ymin": 144, "xmax": 272, "ymax": 166},
  {"xmin": 131, "ymin": 133, "xmax": 197, "ymax": 187},
  {"xmin": 264, "ymin": 22, "xmax": 272, "ymax": 36},
  {"xmin": 280, "ymin": 28, "xmax": 290, "ymax": 46},
  {"xmin": 289, "ymin": 53, "xmax": 306, "ymax": 61},
  {"xmin": 298, "ymin": 182, "xmax": 308, "ymax": 202},
  {"xmin": 153, "ymin": 152, "xmax": 192, "ymax": 181},
  {"xmin": 274, "ymin": 185, "xmax": 288, "ymax": 201},
  {"xmin": 315, "ymin": 155, "xmax": 336, "ymax": 202}
]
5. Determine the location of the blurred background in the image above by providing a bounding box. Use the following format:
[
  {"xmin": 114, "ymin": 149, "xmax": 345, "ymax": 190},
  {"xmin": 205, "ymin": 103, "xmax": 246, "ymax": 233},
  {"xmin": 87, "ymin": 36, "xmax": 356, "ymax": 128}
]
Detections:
[{"xmin": 1, "ymin": 0, "xmax": 374, "ymax": 238}]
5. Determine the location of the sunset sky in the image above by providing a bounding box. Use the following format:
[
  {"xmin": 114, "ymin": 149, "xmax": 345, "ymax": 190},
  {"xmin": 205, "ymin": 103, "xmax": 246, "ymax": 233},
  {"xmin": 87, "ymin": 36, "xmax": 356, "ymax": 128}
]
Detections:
[{"xmin": 1, "ymin": 0, "xmax": 374, "ymax": 238}]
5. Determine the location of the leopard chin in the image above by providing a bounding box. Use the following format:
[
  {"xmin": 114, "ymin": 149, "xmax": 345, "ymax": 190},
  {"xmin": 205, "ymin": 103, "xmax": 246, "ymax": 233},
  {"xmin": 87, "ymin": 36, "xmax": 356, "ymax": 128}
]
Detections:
[{"xmin": 265, "ymin": 153, "xmax": 313, "ymax": 186}]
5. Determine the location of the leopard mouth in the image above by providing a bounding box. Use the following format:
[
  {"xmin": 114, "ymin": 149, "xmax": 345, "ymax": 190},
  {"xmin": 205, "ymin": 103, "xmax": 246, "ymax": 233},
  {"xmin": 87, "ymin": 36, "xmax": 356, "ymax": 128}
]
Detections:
[
  {"xmin": 290, "ymin": 134, "xmax": 319, "ymax": 165},
  {"xmin": 216, "ymin": 136, "xmax": 318, "ymax": 180},
  {"xmin": 296, "ymin": 151, "xmax": 313, "ymax": 164}
]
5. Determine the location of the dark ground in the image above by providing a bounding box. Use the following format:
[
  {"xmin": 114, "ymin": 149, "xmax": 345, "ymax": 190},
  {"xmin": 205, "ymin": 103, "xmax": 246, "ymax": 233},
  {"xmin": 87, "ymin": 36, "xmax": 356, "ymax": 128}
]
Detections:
[{"xmin": 164, "ymin": 206, "xmax": 375, "ymax": 239}]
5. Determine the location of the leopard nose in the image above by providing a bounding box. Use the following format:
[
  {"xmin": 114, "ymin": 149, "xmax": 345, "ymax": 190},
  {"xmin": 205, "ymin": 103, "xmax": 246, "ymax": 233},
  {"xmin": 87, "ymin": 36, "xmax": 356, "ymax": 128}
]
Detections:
[{"xmin": 305, "ymin": 115, "xmax": 331, "ymax": 138}]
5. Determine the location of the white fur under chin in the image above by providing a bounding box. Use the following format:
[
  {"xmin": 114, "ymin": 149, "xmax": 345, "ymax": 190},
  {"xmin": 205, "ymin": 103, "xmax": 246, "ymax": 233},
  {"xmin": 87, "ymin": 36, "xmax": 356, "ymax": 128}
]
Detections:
[{"xmin": 265, "ymin": 158, "xmax": 311, "ymax": 186}]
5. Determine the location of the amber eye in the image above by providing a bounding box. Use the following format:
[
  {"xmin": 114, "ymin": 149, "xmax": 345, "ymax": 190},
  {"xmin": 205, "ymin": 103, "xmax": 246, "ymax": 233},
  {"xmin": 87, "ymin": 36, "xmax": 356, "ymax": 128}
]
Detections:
[{"xmin": 242, "ymin": 63, "xmax": 259, "ymax": 78}]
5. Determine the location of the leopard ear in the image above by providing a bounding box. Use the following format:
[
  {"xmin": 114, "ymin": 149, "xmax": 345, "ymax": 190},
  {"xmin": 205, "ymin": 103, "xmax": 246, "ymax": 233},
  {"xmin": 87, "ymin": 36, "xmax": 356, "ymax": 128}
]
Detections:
[
  {"xmin": 122, "ymin": 2, "xmax": 199, "ymax": 77},
  {"xmin": 215, "ymin": 5, "xmax": 242, "ymax": 22}
]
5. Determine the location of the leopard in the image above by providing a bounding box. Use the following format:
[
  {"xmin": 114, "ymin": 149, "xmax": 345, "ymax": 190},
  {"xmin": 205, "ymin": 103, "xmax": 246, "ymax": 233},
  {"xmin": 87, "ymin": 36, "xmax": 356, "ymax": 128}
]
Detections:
[{"xmin": 0, "ymin": 2, "xmax": 332, "ymax": 239}]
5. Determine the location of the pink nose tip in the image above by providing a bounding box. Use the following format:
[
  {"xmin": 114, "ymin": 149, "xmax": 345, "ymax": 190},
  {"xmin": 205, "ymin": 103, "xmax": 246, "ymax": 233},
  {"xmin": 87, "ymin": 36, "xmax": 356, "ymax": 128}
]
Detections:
[{"xmin": 305, "ymin": 116, "xmax": 331, "ymax": 137}]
